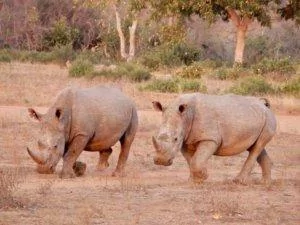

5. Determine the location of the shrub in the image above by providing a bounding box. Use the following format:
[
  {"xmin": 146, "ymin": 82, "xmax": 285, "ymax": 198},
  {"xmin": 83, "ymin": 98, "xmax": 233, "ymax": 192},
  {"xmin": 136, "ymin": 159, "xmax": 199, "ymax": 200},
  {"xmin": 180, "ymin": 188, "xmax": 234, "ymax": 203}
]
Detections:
[
  {"xmin": 141, "ymin": 78, "xmax": 207, "ymax": 93},
  {"xmin": 139, "ymin": 42, "xmax": 202, "ymax": 69},
  {"xmin": 69, "ymin": 59, "xmax": 93, "ymax": 77},
  {"xmin": 177, "ymin": 62, "xmax": 205, "ymax": 79},
  {"xmin": 213, "ymin": 66, "xmax": 250, "ymax": 80},
  {"xmin": 92, "ymin": 63, "xmax": 151, "ymax": 82},
  {"xmin": 42, "ymin": 18, "xmax": 79, "ymax": 49},
  {"xmin": 142, "ymin": 79, "xmax": 179, "ymax": 93},
  {"xmin": 251, "ymin": 58, "xmax": 296, "ymax": 80},
  {"xmin": 0, "ymin": 50, "xmax": 12, "ymax": 62},
  {"xmin": 279, "ymin": 77, "xmax": 300, "ymax": 97},
  {"xmin": 180, "ymin": 79, "xmax": 207, "ymax": 93},
  {"xmin": 229, "ymin": 76, "xmax": 274, "ymax": 95}
]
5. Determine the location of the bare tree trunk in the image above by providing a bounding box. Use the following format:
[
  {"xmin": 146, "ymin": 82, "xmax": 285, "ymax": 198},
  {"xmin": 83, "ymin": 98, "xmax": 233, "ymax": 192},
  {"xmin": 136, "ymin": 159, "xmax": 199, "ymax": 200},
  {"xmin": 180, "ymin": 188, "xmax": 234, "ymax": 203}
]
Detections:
[
  {"xmin": 227, "ymin": 9, "xmax": 251, "ymax": 65},
  {"xmin": 234, "ymin": 24, "xmax": 247, "ymax": 64},
  {"xmin": 115, "ymin": 5, "xmax": 128, "ymax": 59},
  {"xmin": 128, "ymin": 19, "xmax": 137, "ymax": 61},
  {"xmin": 114, "ymin": 5, "xmax": 138, "ymax": 61}
]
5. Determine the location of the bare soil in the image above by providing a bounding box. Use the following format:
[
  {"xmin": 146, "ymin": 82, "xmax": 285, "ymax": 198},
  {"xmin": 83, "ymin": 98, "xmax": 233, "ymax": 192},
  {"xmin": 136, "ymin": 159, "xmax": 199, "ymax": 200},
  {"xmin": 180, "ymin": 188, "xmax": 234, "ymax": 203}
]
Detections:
[{"xmin": 0, "ymin": 62, "xmax": 299, "ymax": 225}]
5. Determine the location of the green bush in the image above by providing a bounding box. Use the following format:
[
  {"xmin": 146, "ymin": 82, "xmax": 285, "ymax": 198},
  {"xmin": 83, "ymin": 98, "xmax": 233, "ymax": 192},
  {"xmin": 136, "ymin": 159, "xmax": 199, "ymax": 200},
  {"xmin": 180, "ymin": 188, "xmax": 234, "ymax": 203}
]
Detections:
[
  {"xmin": 69, "ymin": 59, "xmax": 93, "ymax": 77},
  {"xmin": 177, "ymin": 62, "xmax": 205, "ymax": 79},
  {"xmin": 279, "ymin": 77, "xmax": 300, "ymax": 97},
  {"xmin": 141, "ymin": 78, "xmax": 207, "ymax": 93},
  {"xmin": 229, "ymin": 76, "xmax": 274, "ymax": 95},
  {"xmin": 213, "ymin": 66, "xmax": 250, "ymax": 80},
  {"xmin": 180, "ymin": 79, "xmax": 207, "ymax": 93},
  {"xmin": 251, "ymin": 58, "xmax": 295, "ymax": 80},
  {"xmin": 92, "ymin": 63, "xmax": 151, "ymax": 82},
  {"xmin": 139, "ymin": 42, "xmax": 202, "ymax": 69},
  {"xmin": 0, "ymin": 50, "xmax": 12, "ymax": 62},
  {"xmin": 142, "ymin": 79, "xmax": 179, "ymax": 93},
  {"xmin": 42, "ymin": 18, "xmax": 79, "ymax": 49}
]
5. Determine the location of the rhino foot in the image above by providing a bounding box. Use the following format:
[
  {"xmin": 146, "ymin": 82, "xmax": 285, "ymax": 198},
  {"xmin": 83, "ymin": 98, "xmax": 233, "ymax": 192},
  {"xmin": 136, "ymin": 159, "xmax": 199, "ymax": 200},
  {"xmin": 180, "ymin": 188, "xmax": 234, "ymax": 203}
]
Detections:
[
  {"xmin": 112, "ymin": 169, "xmax": 126, "ymax": 177},
  {"xmin": 233, "ymin": 176, "xmax": 249, "ymax": 185},
  {"xmin": 97, "ymin": 162, "xmax": 109, "ymax": 171},
  {"xmin": 60, "ymin": 170, "xmax": 76, "ymax": 179},
  {"xmin": 73, "ymin": 161, "xmax": 87, "ymax": 176},
  {"xmin": 190, "ymin": 169, "xmax": 208, "ymax": 184}
]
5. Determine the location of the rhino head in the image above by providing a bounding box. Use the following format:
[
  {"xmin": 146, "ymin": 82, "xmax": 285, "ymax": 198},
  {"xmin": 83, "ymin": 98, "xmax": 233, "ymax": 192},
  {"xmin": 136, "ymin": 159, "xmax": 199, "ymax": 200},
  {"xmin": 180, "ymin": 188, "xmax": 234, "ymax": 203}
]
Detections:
[
  {"xmin": 27, "ymin": 107, "xmax": 69, "ymax": 174},
  {"xmin": 152, "ymin": 101, "xmax": 193, "ymax": 166}
]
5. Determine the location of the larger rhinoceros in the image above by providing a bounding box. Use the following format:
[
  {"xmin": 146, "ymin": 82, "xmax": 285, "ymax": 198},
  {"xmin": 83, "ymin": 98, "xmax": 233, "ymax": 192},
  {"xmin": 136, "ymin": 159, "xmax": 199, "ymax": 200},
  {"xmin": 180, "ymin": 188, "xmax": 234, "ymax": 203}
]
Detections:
[
  {"xmin": 152, "ymin": 94, "xmax": 276, "ymax": 184},
  {"xmin": 27, "ymin": 86, "xmax": 138, "ymax": 178}
]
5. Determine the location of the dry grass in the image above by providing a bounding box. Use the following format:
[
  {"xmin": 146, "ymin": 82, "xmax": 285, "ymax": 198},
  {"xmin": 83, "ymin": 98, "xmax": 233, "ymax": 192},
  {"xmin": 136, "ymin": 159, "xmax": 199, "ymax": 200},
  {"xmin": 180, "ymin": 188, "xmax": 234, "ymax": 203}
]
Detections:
[
  {"xmin": 0, "ymin": 62, "xmax": 299, "ymax": 225},
  {"xmin": 0, "ymin": 167, "xmax": 25, "ymax": 209}
]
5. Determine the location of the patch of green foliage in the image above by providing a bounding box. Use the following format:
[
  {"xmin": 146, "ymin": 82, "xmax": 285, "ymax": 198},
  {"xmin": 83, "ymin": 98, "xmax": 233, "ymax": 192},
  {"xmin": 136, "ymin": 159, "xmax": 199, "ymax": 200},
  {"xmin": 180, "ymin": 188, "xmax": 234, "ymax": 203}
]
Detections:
[
  {"xmin": 229, "ymin": 76, "xmax": 274, "ymax": 95},
  {"xmin": 0, "ymin": 50, "xmax": 12, "ymax": 62},
  {"xmin": 42, "ymin": 18, "xmax": 80, "ymax": 49},
  {"xmin": 279, "ymin": 76, "xmax": 300, "ymax": 97},
  {"xmin": 177, "ymin": 62, "xmax": 205, "ymax": 79},
  {"xmin": 139, "ymin": 42, "xmax": 202, "ymax": 70},
  {"xmin": 92, "ymin": 63, "xmax": 151, "ymax": 82},
  {"xmin": 213, "ymin": 66, "xmax": 252, "ymax": 80},
  {"xmin": 141, "ymin": 78, "xmax": 207, "ymax": 93},
  {"xmin": 251, "ymin": 58, "xmax": 296, "ymax": 80},
  {"xmin": 69, "ymin": 59, "xmax": 94, "ymax": 77}
]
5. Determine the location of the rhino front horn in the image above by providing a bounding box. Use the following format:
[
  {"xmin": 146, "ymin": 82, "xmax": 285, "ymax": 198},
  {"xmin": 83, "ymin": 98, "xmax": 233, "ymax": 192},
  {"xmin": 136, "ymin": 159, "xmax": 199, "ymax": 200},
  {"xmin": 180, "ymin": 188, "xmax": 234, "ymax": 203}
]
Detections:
[
  {"xmin": 152, "ymin": 136, "xmax": 159, "ymax": 150},
  {"xmin": 27, "ymin": 147, "xmax": 46, "ymax": 165}
]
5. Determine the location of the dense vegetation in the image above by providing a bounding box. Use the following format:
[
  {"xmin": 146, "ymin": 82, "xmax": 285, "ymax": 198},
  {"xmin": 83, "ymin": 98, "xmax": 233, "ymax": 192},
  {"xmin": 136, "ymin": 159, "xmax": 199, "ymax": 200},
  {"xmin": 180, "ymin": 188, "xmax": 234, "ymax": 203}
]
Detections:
[{"xmin": 0, "ymin": 0, "xmax": 299, "ymax": 97}]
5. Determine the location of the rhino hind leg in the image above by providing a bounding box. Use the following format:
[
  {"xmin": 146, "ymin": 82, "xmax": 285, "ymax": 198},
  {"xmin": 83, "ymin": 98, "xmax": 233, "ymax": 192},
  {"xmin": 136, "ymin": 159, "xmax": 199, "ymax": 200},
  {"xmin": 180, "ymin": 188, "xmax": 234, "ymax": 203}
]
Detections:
[
  {"xmin": 257, "ymin": 149, "xmax": 272, "ymax": 185},
  {"xmin": 97, "ymin": 148, "xmax": 113, "ymax": 171},
  {"xmin": 112, "ymin": 110, "xmax": 138, "ymax": 177},
  {"xmin": 234, "ymin": 127, "xmax": 274, "ymax": 185}
]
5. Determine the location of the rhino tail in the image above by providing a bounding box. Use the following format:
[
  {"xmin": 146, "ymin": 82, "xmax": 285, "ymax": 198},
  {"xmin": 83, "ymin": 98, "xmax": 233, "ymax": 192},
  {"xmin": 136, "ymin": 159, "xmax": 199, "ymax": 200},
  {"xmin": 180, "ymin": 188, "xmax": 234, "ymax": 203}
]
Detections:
[{"xmin": 260, "ymin": 97, "xmax": 271, "ymax": 108}]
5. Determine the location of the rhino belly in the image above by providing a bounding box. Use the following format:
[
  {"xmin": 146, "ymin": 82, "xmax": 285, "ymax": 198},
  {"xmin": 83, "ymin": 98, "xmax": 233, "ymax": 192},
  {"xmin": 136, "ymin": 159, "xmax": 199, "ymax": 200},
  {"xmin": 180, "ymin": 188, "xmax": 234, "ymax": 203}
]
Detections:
[{"xmin": 85, "ymin": 132, "xmax": 122, "ymax": 151}]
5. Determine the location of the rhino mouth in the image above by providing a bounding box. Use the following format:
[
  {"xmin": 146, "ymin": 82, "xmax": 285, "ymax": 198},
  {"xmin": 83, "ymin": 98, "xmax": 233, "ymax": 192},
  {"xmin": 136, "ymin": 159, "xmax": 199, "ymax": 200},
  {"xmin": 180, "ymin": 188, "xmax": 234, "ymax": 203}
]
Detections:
[{"xmin": 153, "ymin": 156, "xmax": 173, "ymax": 166}]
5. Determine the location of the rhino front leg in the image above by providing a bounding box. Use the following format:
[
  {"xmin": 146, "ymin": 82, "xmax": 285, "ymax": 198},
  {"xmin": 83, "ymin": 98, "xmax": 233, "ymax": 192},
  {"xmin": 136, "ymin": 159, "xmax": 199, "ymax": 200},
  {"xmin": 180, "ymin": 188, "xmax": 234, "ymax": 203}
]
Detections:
[
  {"xmin": 190, "ymin": 141, "xmax": 218, "ymax": 183},
  {"xmin": 97, "ymin": 148, "xmax": 112, "ymax": 171},
  {"xmin": 60, "ymin": 135, "xmax": 89, "ymax": 179},
  {"xmin": 180, "ymin": 146, "xmax": 195, "ymax": 166}
]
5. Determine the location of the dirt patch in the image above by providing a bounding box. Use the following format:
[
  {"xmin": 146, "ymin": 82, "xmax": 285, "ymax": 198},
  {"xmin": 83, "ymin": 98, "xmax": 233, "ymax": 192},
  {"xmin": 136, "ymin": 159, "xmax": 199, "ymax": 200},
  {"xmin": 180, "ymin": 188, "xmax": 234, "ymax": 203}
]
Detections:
[{"xmin": 0, "ymin": 62, "xmax": 299, "ymax": 225}]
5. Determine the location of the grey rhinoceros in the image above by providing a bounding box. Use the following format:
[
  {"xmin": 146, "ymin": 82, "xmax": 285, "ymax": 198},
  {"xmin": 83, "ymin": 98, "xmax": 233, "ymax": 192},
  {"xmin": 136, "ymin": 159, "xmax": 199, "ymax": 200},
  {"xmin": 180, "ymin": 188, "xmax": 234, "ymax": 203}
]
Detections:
[
  {"xmin": 152, "ymin": 94, "xmax": 276, "ymax": 184},
  {"xmin": 27, "ymin": 86, "xmax": 138, "ymax": 178}
]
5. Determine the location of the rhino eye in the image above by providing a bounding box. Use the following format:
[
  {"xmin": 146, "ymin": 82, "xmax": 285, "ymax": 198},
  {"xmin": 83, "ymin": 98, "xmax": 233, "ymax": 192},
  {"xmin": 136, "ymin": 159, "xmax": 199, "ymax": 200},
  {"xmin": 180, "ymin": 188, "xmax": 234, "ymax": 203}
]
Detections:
[{"xmin": 174, "ymin": 138, "xmax": 178, "ymax": 142}]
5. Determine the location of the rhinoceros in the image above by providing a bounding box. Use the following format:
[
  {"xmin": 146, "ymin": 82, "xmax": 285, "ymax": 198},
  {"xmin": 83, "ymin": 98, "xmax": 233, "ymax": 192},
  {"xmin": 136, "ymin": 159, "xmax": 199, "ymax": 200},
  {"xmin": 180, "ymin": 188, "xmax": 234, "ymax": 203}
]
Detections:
[
  {"xmin": 27, "ymin": 86, "xmax": 138, "ymax": 178},
  {"xmin": 152, "ymin": 94, "xmax": 276, "ymax": 184}
]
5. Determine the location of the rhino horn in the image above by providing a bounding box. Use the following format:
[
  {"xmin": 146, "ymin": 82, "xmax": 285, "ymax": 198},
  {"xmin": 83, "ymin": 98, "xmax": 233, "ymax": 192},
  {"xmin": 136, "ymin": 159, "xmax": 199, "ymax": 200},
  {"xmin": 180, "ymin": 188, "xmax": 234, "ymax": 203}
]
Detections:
[
  {"xmin": 152, "ymin": 136, "xmax": 160, "ymax": 151},
  {"xmin": 27, "ymin": 147, "xmax": 46, "ymax": 165}
]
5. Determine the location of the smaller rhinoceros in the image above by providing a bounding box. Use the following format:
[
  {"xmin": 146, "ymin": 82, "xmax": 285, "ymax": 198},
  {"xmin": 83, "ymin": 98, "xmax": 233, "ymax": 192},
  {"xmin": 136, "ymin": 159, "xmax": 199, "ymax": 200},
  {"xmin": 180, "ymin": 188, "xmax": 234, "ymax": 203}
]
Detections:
[
  {"xmin": 152, "ymin": 94, "xmax": 276, "ymax": 184},
  {"xmin": 27, "ymin": 86, "xmax": 138, "ymax": 178}
]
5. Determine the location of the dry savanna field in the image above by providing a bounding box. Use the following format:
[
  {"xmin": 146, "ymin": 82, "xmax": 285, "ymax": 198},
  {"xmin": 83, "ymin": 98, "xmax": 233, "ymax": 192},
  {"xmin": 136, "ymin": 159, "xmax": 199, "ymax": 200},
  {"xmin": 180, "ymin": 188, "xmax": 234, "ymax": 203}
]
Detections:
[{"xmin": 0, "ymin": 62, "xmax": 299, "ymax": 225}]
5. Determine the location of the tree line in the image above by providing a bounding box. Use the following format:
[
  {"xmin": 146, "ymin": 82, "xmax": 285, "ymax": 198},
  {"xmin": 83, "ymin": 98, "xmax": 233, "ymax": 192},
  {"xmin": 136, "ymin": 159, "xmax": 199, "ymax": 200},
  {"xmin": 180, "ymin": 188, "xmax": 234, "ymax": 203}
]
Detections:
[{"xmin": 0, "ymin": 0, "xmax": 299, "ymax": 65}]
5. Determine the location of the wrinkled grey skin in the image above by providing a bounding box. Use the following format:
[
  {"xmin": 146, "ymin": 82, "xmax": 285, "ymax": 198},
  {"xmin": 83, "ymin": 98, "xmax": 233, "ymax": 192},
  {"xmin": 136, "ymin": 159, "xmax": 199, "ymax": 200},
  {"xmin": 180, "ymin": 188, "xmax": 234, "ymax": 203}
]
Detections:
[
  {"xmin": 27, "ymin": 86, "xmax": 138, "ymax": 178},
  {"xmin": 152, "ymin": 94, "xmax": 276, "ymax": 184}
]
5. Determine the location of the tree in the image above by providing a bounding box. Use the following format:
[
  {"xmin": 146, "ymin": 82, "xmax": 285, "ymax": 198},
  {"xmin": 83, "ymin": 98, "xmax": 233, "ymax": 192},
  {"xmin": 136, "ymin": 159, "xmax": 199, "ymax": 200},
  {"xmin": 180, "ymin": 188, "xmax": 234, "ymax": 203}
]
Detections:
[{"xmin": 146, "ymin": 0, "xmax": 299, "ymax": 65}]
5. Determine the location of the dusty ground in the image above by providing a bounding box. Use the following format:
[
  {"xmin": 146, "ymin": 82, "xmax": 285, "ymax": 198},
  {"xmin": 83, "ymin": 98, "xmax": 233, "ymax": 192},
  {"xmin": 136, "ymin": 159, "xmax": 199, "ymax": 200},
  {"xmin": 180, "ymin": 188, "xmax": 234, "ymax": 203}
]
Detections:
[{"xmin": 0, "ymin": 62, "xmax": 299, "ymax": 225}]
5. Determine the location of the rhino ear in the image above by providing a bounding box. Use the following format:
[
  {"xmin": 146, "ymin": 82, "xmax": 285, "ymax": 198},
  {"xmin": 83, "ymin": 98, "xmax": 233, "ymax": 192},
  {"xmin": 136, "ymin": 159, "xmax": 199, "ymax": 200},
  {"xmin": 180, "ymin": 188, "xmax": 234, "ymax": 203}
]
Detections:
[
  {"xmin": 152, "ymin": 101, "xmax": 163, "ymax": 112},
  {"xmin": 28, "ymin": 108, "xmax": 41, "ymax": 121},
  {"xmin": 178, "ymin": 104, "xmax": 187, "ymax": 114}
]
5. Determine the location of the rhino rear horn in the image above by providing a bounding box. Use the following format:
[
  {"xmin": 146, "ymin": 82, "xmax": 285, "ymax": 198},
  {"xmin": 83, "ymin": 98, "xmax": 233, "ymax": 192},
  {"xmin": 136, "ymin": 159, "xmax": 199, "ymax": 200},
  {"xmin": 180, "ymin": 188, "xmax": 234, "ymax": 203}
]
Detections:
[{"xmin": 27, "ymin": 147, "xmax": 46, "ymax": 165}]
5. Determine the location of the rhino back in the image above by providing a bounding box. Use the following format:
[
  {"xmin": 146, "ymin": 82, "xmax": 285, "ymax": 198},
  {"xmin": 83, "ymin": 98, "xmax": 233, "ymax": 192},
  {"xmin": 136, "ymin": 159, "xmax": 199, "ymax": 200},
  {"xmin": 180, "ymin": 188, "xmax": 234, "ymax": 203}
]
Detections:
[
  {"xmin": 186, "ymin": 94, "xmax": 275, "ymax": 155},
  {"xmin": 69, "ymin": 86, "xmax": 135, "ymax": 150}
]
